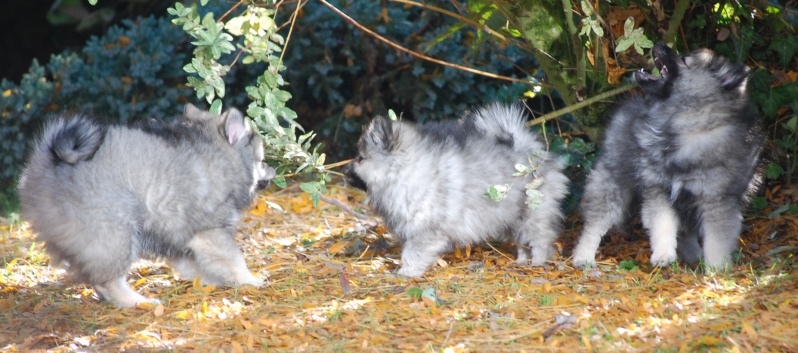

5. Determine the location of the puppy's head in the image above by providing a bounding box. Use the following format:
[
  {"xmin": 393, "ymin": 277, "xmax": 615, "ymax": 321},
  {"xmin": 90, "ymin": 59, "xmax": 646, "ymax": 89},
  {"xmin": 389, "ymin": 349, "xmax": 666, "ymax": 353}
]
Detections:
[
  {"xmin": 219, "ymin": 108, "xmax": 276, "ymax": 191},
  {"xmin": 183, "ymin": 104, "xmax": 276, "ymax": 192},
  {"xmin": 635, "ymin": 42, "xmax": 750, "ymax": 100},
  {"xmin": 344, "ymin": 116, "xmax": 398, "ymax": 192}
]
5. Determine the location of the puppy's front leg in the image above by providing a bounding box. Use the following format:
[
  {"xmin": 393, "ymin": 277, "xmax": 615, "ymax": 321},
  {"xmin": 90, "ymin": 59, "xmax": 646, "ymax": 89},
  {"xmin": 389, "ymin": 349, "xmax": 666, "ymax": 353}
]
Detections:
[{"xmin": 396, "ymin": 236, "xmax": 449, "ymax": 278}]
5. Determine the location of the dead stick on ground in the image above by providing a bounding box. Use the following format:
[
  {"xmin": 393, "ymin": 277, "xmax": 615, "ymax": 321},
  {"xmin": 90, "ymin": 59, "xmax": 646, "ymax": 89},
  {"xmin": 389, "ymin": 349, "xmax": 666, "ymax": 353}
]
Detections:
[{"xmin": 319, "ymin": 194, "xmax": 374, "ymax": 222}]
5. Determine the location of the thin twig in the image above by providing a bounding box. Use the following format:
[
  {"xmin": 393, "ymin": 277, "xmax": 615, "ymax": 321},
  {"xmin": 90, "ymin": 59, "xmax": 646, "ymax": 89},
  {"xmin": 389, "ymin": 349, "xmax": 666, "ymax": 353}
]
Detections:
[
  {"xmin": 525, "ymin": 83, "xmax": 636, "ymax": 127},
  {"xmin": 279, "ymin": 159, "xmax": 352, "ymax": 178},
  {"xmin": 218, "ymin": 0, "xmax": 245, "ymax": 22},
  {"xmin": 277, "ymin": 0, "xmax": 304, "ymax": 68},
  {"xmin": 389, "ymin": 0, "xmax": 507, "ymax": 42},
  {"xmin": 319, "ymin": 194, "xmax": 373, "ymax": 222},
  {"xmin": 485, "ymin": 242, "xmax": 514, "ymax": 261},
  {"xmin": 317, "ymin": 0, "xmax": 548, "ymax": 87}
]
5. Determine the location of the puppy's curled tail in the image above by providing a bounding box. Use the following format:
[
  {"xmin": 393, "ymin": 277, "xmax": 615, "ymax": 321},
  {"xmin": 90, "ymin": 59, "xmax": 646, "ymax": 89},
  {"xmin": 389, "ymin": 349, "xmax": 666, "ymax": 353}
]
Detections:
[
  {"xmin": 44, "ymin": 117, "xmax": 106, "ymax": 165},
  {"xmin": 472, "ymin": 103, "xmax": 541, "ymax": 152}
]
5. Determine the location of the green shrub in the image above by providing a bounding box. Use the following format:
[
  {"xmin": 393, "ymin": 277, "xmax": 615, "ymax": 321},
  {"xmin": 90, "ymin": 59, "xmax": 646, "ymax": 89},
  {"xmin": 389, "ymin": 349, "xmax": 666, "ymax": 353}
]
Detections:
[
  {"xmin": 281, "ymin": 1, "xmax": 533, "ymax": 159},
  {"xmin": 0, "ymin": 16, "xmax": 193, "ymax": 208}
]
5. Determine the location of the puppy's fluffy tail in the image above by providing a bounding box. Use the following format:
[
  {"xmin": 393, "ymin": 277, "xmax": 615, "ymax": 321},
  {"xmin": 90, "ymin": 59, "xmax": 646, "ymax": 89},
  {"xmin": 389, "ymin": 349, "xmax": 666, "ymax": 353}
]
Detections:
[
  {"xmin": 471, "ymin": 103, "xmax": 542, "ymax": 152},
  {"xmin": 42, "ymin": 117, "xmax": 106, "ymax": 165}
]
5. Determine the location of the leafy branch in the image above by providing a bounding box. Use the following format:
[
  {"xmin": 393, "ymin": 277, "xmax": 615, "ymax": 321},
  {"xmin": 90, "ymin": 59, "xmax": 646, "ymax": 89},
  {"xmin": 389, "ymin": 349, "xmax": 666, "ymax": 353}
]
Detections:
[{"xmin": 166, "ymin": 0, "xmax": 330, "ymax": 206}]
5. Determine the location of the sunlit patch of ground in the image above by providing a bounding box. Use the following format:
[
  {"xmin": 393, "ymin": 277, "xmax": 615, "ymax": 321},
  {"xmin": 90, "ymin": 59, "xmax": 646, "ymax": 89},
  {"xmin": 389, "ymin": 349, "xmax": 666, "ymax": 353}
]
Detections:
[{"xmin": 1, "ymin": 181, "xmax": 796, "ymax": 352}]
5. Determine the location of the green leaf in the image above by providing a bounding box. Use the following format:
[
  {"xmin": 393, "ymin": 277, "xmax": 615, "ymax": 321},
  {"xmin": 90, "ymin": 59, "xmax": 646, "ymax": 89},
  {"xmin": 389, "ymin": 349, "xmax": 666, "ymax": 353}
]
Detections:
[
  {"xmin": 615, "ymin": 38, "xmax": 634, "ymax": 53},
  {"xmin": 619, "ymin": 260, "xmax": 639, "ymax": 271},
  {"xmin": 406, "ymin": 287, "xmax": 423, "ymax": 300},
  {"xmin": 764, "ymin": 162, "xmax": 785, "ymax": 180},
  {"xmin": 769, "ymin": 203, "xmax": 792, "ymax": 219},
  {"xmin": 750, "ymin": 196, "xmax": 767, "ymax": 211},
  {"xmin": 768, "ymin": 36, "xmax": 798, "ymax": 68},
  {"xmin": 615, "ymin": 17, "xmax": 653, "ymax": 54},
  {"xmin": 274, "ymin": 89, "xmax": 292, "ymax": 102},
  {"xmin": 300, "ymin": 181, "xmax": 321, "ymax": 194},
  {"xmin": 209, "ymin": 99, "xmax": 223, "ymax": 115},
  {"xmin": 783, "ymin": 116, "xmax": 797, "ymax": 132},
  {"xmin": 591, "ymin": 21, "xmax": 604, "ymax": 37},
  {"xmin": 484, "ymin": 184, "xmax": 509, "ymax": 202},
  {"xmin": 421, "ymin": 288, "xmax": 444, "ymax": 306},
  {"xmin": 309, "ymin": 191, "xmax": 320, "ymax": 207},
  {"xmin": 525, "ymin": 189, "xmax": 544, "ymax": 209},
  {"xmin": 623, "ymin": 16, "xmax": 634, "ymax": 35},
  {"xmin": 272, "ymin": 176, "xmax": 287, "ymax": 189},
  {"xmin": 580, "ymin": 0, "xmax": 593, "ymax": 16}
]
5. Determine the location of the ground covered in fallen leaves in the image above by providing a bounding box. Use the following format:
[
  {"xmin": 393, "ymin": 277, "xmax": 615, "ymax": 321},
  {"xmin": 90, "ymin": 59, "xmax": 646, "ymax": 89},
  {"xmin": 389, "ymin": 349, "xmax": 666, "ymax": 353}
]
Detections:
[{"xmin": 1, "ymin": 181, "xmax": 797, "ymax": 352}]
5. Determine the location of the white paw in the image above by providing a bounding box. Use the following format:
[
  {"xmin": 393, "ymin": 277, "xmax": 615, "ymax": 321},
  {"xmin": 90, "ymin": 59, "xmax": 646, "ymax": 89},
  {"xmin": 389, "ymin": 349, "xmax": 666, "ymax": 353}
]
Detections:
[
  {"xmin": 702, "ymin": 254, "xmax": 733, "ymax": 272},
  {"xmin": 395, "ymin": 266, "xmax": 425, "ymax": 278},
  {"xmin": 650, "ymin": 249, "xmax": 677, "ymax": 267},
  {"xmin": 571, "ymin": 245, "xmax": 597, "ymax": 268},
  {"xmin": 571, "ymin": 255, "xmax": 597, "ymax": 268},
  {"xmin": 236, "ymin": 273, "xmax": 265, "ymax": 288},
  {"xmin": 134, "ymin": 298, "xmax": 163, "ymax": 309}
]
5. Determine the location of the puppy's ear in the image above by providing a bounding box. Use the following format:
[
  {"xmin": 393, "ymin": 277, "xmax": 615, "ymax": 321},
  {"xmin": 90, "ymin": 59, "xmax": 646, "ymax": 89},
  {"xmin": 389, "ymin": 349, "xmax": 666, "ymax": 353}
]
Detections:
[
  {"xmin": 363, "ymin": 116, "xmax": 395, "ymax": 152},
  {"xmin": 222, "ymin": 108, "xmax": 253, "ymax": 145},
  {"xmin": 719, "ymin": 62, "xmax": 750, "ymax": 91}
]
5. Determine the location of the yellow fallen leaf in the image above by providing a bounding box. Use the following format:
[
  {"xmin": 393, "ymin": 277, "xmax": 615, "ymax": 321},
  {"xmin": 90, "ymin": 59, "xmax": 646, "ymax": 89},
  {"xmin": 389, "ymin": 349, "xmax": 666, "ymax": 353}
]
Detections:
[
  {"xmin": 136, "ymin": 301, "xmax": 155, "ymax": 310},
  {"xmin": 174, "ymin": 310, "xmax": 190, "ymax": 320},
  {"xmin": 328, "ymin": 240, "xmax": 350, "ymax": 254},
  {"xmin": 231, "ymin": 341, "xmax": 244, "ymax": 353},
  {"xmin": 154, "ymin": 304, "xmax": 165, "ymax": 317},
  {"xmin": 692, "ymin": 336, "xmax": 721, "ymax": 346},
  {"xmin": 134, "ymin": 278, "xmax": 147, "ymax": 288},
  {"xmin": 741, "ymin": 321, "xmax": 757, "ymax": 338},
  {"xmin": 582, "ymin": 335, "xmax": 592, "ymax": 351},
  {"xmin": 201, "ymin": 284, "xmax": 216, "ymax": 293}
]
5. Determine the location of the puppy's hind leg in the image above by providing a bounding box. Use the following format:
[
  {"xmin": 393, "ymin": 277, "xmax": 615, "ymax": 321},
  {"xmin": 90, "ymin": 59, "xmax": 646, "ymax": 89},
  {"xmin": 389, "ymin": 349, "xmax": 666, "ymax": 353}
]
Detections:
[
  {"xmin": 77, "ymin": 218, "xmax": 156, "ymax": 308},
  {"xmin": 676, "ymin": 227, "xmax": 702, "ymax": 266},
  {"xmin": 94, "ymin": 277, "xmax": 161, "ymax": 308},
  {"xmin": 184, "ymin": 228, "xmax": 264, "ymax": 287},
  {"xmin": 572, "ymin": 167, "xmax": 632, "ymax": 268},
  {"xmin": 516, "ymin": 168, "xmax": 569, "ymax": 266},
  {"xmin": 698, "ymin": 198, "xmax": 743, "ymax": 271}
]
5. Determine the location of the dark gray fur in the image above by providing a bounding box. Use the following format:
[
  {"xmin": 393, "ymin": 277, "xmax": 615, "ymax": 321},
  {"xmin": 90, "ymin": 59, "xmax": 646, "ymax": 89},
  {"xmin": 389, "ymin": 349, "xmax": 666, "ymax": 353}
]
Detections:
[
  {"xmin": 344, "ymin": 104, "xmax": 569, "ymax": 277},
  {"xmin": 18, "ymin": 104, "xmax": 276, "ymax": 308},
  {"xmin": 571, "ymin": 43, "xmax": 762, "ymax": 270}
]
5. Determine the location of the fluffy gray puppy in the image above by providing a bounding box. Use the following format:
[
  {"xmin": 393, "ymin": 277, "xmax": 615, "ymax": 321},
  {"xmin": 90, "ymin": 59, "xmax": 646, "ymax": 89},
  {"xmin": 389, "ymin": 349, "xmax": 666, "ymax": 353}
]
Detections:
[
  {"xmin": 18, "ymin": 104, "xmax": 276, "ymax": 308},
  {"xmin": 344, "ymin": 104, "xmax": 569, "ymax": 277},
  {"xmin": 571, "ymin": 42, "xmax": 762, "ymax": 270}
]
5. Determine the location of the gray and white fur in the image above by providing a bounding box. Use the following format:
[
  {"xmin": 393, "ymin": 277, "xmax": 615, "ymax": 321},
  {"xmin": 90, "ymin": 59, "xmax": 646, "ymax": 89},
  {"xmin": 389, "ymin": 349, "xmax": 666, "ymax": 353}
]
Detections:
[
  {"xmin": 18, "ymin": 104, "xmax": 276, "ymax": 308},
  {"xmin": 571, "ymin": 42, "xmax": 762, "ymax": 270},
  {"xmin": 344, "ymin": 104, "xmax": 569, "ymax": 277}
]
